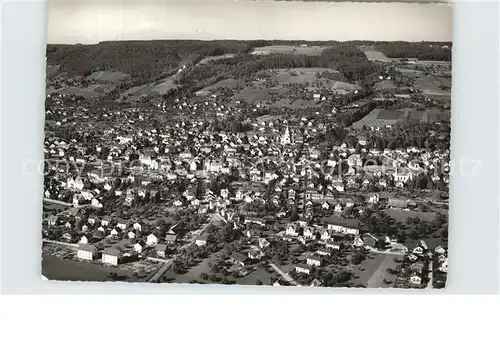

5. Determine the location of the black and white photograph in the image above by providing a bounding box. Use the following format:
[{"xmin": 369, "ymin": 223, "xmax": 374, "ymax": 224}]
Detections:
[{"xmin": 41, "ymin": 1, "xmax": 452, "ymax": 289}]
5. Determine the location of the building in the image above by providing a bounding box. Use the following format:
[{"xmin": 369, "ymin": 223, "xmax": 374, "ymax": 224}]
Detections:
[
  {"xmin": 296, "ymin": 264, "xmax": 311, "ymax": 275},
  {"xmin": 316, "ymin": 247, "xmax": 333, "ymax": 256},
  {"xmin": 77, "ymin": 244, "xmax": 97, "ymax": 261},
  {"xmin": 164, "ymin": 234, "xmax": 177, "ymax": 245},
  {"xmin": 195, "ymin": 235, "xmax": 208, "ymax": 246},
  {"xmin": 147, "ymin": 234, "xmax": 158, "ymax": 246},
  {"xmin": 306, "ymin": 255, "xmax": 322, "ymax": 267},
  {"xmin": 102, "ymin": 247, "xmax": 121, "ymax": 266}
]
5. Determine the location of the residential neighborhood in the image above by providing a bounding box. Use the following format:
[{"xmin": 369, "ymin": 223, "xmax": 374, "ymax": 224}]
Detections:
[{"xmin": 41, "ymin": 39, "xmax": 450, "ymax": 289}]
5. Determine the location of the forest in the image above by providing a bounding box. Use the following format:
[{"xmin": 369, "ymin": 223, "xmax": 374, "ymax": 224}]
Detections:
[{"xmin": 375, "ymin": 41, "xmax": 452, "ymax": 61}]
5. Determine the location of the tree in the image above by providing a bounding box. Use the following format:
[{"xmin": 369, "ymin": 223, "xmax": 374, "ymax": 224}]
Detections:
[{"xmin": 290, "ymin": 206, "xmax": 299, "ymax": 221}]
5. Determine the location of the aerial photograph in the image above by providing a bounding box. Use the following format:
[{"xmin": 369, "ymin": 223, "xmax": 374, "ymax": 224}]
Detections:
[{"xmin": 41, "ymin": 1, "xmax": 452, "ymax": 288}]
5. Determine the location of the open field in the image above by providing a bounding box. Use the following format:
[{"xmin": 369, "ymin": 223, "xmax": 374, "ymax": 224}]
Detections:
[
  {"xmin": 46, "ymin": 65, "xmax": 60, "ymax": 79},
  {"xmin": 46, "ymin": 86, "xmax": 101, "ymax": 99},
  {"xmin": 360, "ymin": 47, "xmax": 393, "ymax": 63},
  {"xmin": 85, "ymin": 70, "xmax": 130, "ymax": 83},
  {"xmin": 415, "ymin": 75, "xmax": 451, "ymax": 94},
  {"xmin": 267, "ymin": 98, "xmax": 323, "ymax": 109},
  {"xmin": 42, "ymin": 254, "xmax": 125, "ymax": 282},
  {"xmin": 197, "ymin": 54, "xmax": 236, "ymax": 65},
  {"xmin": 349, "ymin": 253, "xmax": 400, "ymax": 287},
  {"xmin": 233, "ymin": 86, "xmax": 288, "ymax": 102},
  {"xmin": 352, "ymin": 108, "xmax": 450, "ymax": 129},
  {"xmin": 252, "ymin": 45, "xmax": 328, "ymax": 56},
  {"xmin": 266, "ymin": 68, "xmax": 343, "ymax": 86},
  {"xmin": 203, "ymin": 78, "xmax": 242, "ymax": 91},
  {"xmin": 151, "ymin": 79, "xmax": 179, "ymax": 94},
  {"xmin": 366, "ymin": 254, "xmax": 401, "ymax": 288},
  {"xmin": 170, "ymin": 257, "xmax": 211, "ymax": 284},
  {"xmin": 236, "ymin": 267, "xmax": 273, "ymax": 286},
  {"xmin": 374, "ymin": 80, "xmax": 397, "ymax": 91}
]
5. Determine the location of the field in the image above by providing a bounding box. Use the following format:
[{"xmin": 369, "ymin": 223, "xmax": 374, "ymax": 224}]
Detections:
[
  {"xmin": 151, "ymin": 78, "xmax": 179, "ymax": 94},
  {"xmin": 414, "ymin": 75, "xmax": 451, "ymax": 95},
  {"xmin": 374, "ymin": 80, "xmax": 397, "ymax": 91},
  {"xmin": 203, "ymin": 78, "xmax": 242, "ymax": 91},
  {"xmin": 42, "ymin": 254, "xmax": 125, "ymax": 282},
  {"xmin": 268, "ymin": 98, "xmax": 323, "ymax": 109},
  {"xmin": 85, "ymin": 70, "xmax": 130, "ymax": 83},
  {"xmin": 233, "ymin": 86, "xmax": 288, "ymax": 102},
  {"xmin": 236, "ymin": 267, "xmax": 273, "ymax": 286},
  {"xmin": 197, "ymin": 54, "xmax": 236, "ymax": 65},
  {"xmin": 349, "ymin": 253, "xmax": 401, "ymax": 288},
  {"xmin": 360, "ymin": 47, "xmax": 393, "ymax": 63},
  {"xmin": 252, "ymin": 45, "xmax": 328, "ymax": 56},
  {"xmin": 47, "ymin": 86, "xmax": 101, "ymax": 99},
  {"xmin": 352, "ymin": 108, "xmax": 450, "ymax": 129},
  {"xmin": 46, "ymin": 65, "xmax": 60, "ymax": 79},
  {"xmin": 169, "ymin": 257, "xmax": 211, "ymax": 284},
  {"xmin": 267, "ymin": 68, "xmax": 343, "ymax": 86}
]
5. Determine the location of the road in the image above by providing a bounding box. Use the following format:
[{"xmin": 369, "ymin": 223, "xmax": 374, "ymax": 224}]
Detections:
[
  {"xmin": 269, "ymin": 263, "xmax": 298, "ymax": 286},
  {"xmin": 43, "ymin": 239, "xmax": 79, "ymax": 249},
  {"xmin": 148, "ymin": 212, "xmax": 223, "ymax": 282},
  {"xmin": 426, "ymin": 260, "xmax": 434, "ymax": 289}
]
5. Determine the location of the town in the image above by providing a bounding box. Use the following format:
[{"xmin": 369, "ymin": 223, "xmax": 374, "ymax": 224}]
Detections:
[{"xmin": 41, "ymin": 40, "xmax": 450, "ymax": 288}]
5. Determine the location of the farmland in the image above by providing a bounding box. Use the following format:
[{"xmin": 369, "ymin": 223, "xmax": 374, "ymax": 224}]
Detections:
[
  {"xmin": 233, "ymin": 86, "xmax": 288, "ymax": 102},
  {"xmin": 85, "ymin": 70, "xmax": 130, "ymax": 83},
  {"xmin": 203, "ymin": 78, "xmax": 242, "ymax": 91},
  {"xmin": 252, "ymin": 45, "xmax": 328, "ymax": 56},
  {"xmin": 360, "ymin": 47, "xmax": 394, "ymax": 63},
  {"xmin": 352, "ymin": 108, "xmax": 451, "ymax": 129}
]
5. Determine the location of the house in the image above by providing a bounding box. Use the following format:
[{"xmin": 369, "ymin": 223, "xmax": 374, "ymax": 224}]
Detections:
[
  {"xmin": 413, "ymin": 246, "xmax": 424, "ymax": 255},
  {"xmin": 258, "ymin": 238, "xmax": 270, "ymax": 249},
  {"xmin": 195, "ymin": 235, "xmax": 208, "ymax": 246},
  {"xmin": 231, "ymin": 252, "xmax": 247, "ymax": 266},
  {"xmin": 133, "ymin": 222, "xmax": 142, "ymax": 232},
  {"xmin": 295, "ymin": 264, "xmax": 311, "ymax": 275},
  {"xmin": 306, "ymin": 255, "xmax": 322, "ymax": 267},
  {"xmin": 325, "ymin": 237, "xmax": 341, "ymax": 250},
  {"xmin": 127, "ymin": 231, "xmax": 136, "ymax": 239},
  {"xmin": 77, "ymin": 244, "xmax": 97, "ymax": 261},
  {"xmin": 435, "ymin": 246, "xmax": 446, "ymax": 255},
  {"xmin": 88, "ymin": 215, "xmax": 98, "ymax": 225},
  {"xmin": 247, "ymin": 249, "xmax": 262, "ymax": 260},
  {"xmin": 102, "ymin": 247, "xmax": 121, "ymax": 266},
  {"xmin": 388, "ymin": 198, "xmax": 408, "ymax": 209},
  {"xmin": 79, "ymin": 235, "xmax": 88, "ymax": 244},
  {"xmin": 133, "ymin": 242, "xmax": 145, "ymax": 254},
  {"xmin": 317, "ymin": 247, "xmax": 333, "ymax": 256},
  {"xmin": 408, "ymin": 253, "xmax": 419, "ymax": 262},
  {"xmin": 110, "ymin": 228, "xmax": 118, "ymax": 237},
  {"xmin": 320, "ymin": 229, "xmax": 333, "ymax": 241},
  {"xmin": 164, "ymin": 234, "xmax": 177, "ymax": 245},
  {"xmin": 117, "ymin": 220, "xmax": 127, "ymax": 230},
  {"xmin": 353, "ymin": 236, "xmax": 364, "ymax": 247},
  {"xmin": 101, "ymin": 216, "xmax": 111, "ymax": 227},
  {"xmin": 410, "ymin": 275, "xmax": 422, "ymax": 285},
  {"xmin": 62, "ymin": 233, "xmax": 72, "ymax": 242},
  {"xmin": 156, "ymin": 244, "xmax": 167, "ymax": 258},
  {"xmin": 286, "ymin": 223, "xmax": 298, "ymax": 236},
  {"xmin": 147, "ymin": 234, "xmax": 158, "ymax": 246},
  {"xmin": 302, "ymin": 226, "xmax": 314, "ymax": 239}
]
